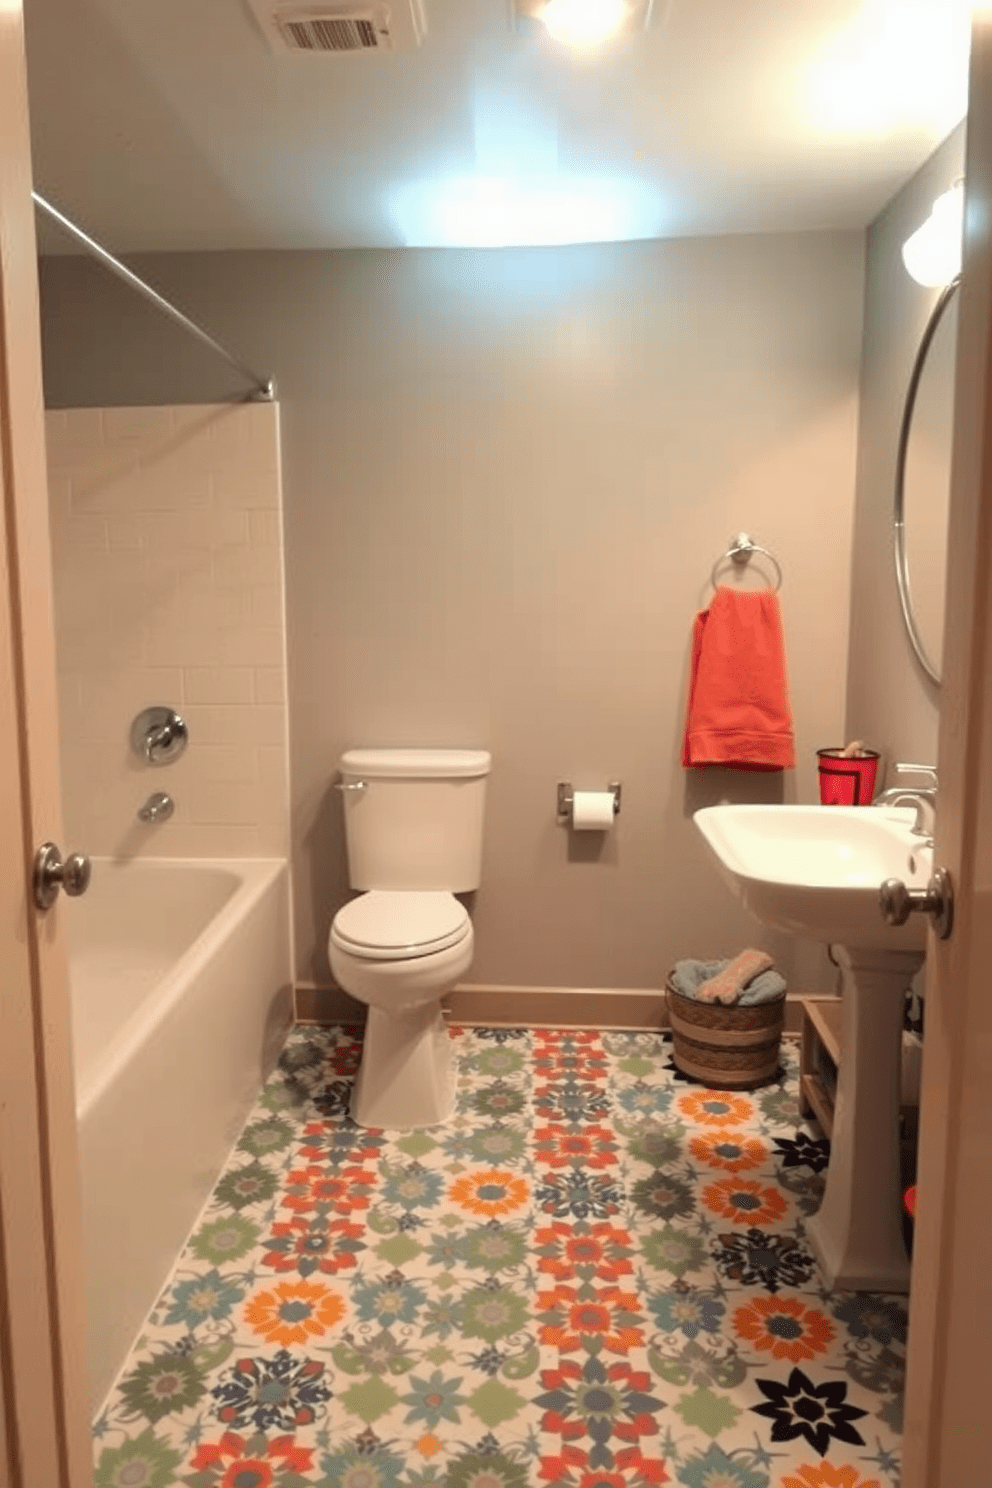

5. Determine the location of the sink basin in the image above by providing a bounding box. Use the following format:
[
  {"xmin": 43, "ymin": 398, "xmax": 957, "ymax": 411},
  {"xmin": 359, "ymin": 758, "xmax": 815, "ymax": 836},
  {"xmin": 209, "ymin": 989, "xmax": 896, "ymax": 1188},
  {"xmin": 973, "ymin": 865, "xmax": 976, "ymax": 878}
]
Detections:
[{"xmin": 693, "ymin": 804, "xmax": 931, "ymax": 949}]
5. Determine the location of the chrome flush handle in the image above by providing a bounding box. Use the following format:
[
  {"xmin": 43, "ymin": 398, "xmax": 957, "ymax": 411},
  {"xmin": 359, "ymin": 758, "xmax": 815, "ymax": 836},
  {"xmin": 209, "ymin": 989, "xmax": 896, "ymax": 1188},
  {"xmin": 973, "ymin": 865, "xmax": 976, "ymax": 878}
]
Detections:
[{"xmin": 33, "ymin": 842, "xmax": 92, "ymax": 911}]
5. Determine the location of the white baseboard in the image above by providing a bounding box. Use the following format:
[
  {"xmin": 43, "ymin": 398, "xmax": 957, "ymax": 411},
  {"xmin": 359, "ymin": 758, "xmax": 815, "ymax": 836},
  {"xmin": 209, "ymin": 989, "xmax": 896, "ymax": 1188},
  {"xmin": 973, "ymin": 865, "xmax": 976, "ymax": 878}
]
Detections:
[{"xmin": 294, "ymin": 981, "xmax": 826, "ymax": 1034}]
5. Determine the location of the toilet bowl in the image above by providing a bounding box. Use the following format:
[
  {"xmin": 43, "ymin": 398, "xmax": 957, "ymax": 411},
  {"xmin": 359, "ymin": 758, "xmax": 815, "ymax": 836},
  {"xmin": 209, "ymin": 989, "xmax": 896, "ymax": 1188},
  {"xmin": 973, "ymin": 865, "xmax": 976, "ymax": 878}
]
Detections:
[
  {"xmin": 329, "ymin": 746, "xmax": 491, "ymax": 1130},
  {"xmin": 329, "ymin": 889, "xmax": 474, "ymax": 1129}
]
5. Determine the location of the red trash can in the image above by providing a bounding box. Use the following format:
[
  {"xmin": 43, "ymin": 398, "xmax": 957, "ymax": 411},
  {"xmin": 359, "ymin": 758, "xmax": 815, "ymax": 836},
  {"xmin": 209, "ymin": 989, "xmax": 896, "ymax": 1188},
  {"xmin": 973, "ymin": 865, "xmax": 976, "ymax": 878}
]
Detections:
[{"xmin": 817, "ymin": 748, "xmax": 880, "ymax": 806}]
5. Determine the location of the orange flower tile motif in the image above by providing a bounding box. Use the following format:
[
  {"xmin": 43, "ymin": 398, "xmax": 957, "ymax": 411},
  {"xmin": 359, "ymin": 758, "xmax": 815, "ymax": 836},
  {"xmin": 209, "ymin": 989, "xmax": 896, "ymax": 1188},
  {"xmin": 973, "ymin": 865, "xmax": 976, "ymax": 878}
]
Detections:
[
  {"xmin": 244, "ymin": 1278, "xmax": 345, "ymax": 1347},
  {"xmin": 281, "ymin": 1163, "xmax": 376, "ymax": 1217},
  {"xmin": 689, "ymin": 1128, "xmax": 767, "ymax": 1173},
  {"xmin": 535, "ymin": 1221, "xmax": 635, "ymax": 1283},
  {"xmin": 534, "ymin": 1028, "xmax": 601, "ymax": 1046},
  {"xmin": 534, "ymin": 1122, "xmax": 619, "ymax": 1170},
  {"xmin": 677, "ymin": 1090, "xmax": 755, "ymax": 1127},
  {"xmin": 782, "ymin": 1467, "xmax": 881, "ymax": 1488},
  {"xmin": 449, "ymin": 1168, "xmax": 529, "ymax": 1218},
  {"xmin": 189, "ymin": 1430, "xmax": 315, "ymax": 1478},
  {"xmin": 536, "ymin": 1283, "xmax": 644, "ymax": 1354},
  {"xmin": 702, "ymin": 1177, "xmax": 788, "ymax": 1226},
  {"xmin": 261, "ymin": 1216, "xmax": 365, "ymax": 1276},
  {"xmin": 733, "ymin": 1295, "xmax": 835, "ymax": 1363},
  {"xmin": 534, "ymin": 1050, "xmax": 609, "ymax": 1082}
]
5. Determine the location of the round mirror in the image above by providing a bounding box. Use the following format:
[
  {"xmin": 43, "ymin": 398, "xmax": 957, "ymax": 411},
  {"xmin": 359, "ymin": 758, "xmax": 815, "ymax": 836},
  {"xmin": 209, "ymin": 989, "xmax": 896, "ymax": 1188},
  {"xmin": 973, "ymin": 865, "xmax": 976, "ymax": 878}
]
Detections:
[{"xmin": 894, "ymin": 277, "xmax": 960, "ymax": 686}]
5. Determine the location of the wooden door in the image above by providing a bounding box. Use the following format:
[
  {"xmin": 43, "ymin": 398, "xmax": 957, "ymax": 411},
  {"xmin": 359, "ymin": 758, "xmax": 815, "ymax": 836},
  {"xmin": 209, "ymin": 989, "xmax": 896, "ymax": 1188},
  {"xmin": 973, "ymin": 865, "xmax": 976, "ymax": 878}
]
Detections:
[
  {"xmin": 902, "ymin": 13, "xmax": 992, "ymax": 1485},
  {"xmin": 0, "ymin": 1, "xmax": 93, "ymax": 1484}
]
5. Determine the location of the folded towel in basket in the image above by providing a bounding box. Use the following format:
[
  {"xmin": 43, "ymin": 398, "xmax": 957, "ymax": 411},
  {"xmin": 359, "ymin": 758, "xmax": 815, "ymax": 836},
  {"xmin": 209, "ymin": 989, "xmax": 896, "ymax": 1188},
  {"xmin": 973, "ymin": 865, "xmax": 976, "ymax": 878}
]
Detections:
[{"xmin": 670, "ymin": 955, "xmax": 786, "ymax": 1007}]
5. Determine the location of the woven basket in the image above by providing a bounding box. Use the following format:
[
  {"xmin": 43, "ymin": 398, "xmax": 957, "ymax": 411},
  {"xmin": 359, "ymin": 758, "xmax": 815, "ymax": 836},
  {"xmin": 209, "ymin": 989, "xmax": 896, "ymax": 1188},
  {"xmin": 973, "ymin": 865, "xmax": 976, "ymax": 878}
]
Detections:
[{"xmin": 665, "ymin": 977, "xmax": 786, "ymax": 1091}]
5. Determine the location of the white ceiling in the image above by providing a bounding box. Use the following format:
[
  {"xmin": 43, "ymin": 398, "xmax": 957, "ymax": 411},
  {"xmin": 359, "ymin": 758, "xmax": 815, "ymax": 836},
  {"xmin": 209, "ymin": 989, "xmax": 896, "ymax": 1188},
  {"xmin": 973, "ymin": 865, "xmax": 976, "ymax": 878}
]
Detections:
[{"xmin": 24, "ymin": 0, "xmax": 971, "ymax": 252}]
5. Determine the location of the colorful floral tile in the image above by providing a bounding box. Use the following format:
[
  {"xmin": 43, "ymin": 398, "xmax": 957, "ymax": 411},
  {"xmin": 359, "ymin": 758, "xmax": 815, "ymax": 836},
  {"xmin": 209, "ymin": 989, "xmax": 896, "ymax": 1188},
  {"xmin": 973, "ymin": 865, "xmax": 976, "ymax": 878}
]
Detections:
[{"xmin": 92, "ymin": 1026, "xmax": 905, "ymax": 1487}]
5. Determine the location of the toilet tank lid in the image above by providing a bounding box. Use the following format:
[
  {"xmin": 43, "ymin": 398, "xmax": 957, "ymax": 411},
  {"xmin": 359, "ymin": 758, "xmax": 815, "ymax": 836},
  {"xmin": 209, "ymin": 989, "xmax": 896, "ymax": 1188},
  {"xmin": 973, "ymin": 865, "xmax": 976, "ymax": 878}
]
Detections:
[{"xmin": 340, "ymin": 748, "xmax": 491, "ymax": 779}]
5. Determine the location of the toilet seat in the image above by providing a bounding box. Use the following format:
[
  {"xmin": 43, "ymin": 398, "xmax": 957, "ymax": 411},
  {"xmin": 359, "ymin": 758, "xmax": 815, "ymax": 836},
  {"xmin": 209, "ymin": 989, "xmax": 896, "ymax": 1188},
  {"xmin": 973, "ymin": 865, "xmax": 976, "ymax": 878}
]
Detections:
[{"xmin": 330, "ymin": 890, "xmax": 470, "ymax": 961}]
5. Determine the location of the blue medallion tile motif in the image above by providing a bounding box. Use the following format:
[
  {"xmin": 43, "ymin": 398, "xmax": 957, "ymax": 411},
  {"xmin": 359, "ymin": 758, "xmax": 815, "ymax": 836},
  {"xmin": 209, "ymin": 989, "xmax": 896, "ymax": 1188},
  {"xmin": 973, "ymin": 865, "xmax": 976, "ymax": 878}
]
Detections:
[{"xmin": 92, "ymin": 1025, "xmax": 906, "ymax": 1485}]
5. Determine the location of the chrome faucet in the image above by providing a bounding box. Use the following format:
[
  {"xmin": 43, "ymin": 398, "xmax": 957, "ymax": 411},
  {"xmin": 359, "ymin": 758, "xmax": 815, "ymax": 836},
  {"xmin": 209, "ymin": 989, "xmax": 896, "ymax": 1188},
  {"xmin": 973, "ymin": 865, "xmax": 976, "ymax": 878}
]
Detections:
[
  {"xmin": 873, "ymin": 761, "xmax": 937, "ymax": 841},
  {"xmin": 138, "ymin": 792, "xmax": 174, "ymax": 824}
]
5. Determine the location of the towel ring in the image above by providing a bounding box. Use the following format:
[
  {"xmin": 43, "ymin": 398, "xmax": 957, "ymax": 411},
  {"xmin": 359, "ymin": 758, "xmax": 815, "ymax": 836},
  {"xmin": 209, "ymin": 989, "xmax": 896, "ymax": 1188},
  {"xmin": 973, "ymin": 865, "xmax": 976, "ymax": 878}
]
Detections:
[{"xmin": 710, "ymin": 532, "xmax": 782, "ymax": 593}]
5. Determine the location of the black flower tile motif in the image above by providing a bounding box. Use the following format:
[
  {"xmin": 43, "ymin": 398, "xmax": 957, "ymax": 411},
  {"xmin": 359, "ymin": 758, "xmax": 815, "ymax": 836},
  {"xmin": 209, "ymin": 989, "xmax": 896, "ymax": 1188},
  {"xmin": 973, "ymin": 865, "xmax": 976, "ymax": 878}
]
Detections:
[
  {"xmin": 751, "ymin": 1367, "xmax": 868, "ymax": 1456},
  {"xmin": 534, "ymin": 1169, "xmax": 623, "ymax": 1220},
  {"xmin": 211, "ymin": 1350, "xmax": 331, "ymax": 1430},
  {"xmin": 831, "ymin": 1293, "xmax": 908, "ymax": 1348},
  {"xmin": 532, "ymin": 1081, "xmax": 611, "ymax": 1123},
  {"xmin": 773, "ymin": 1132, "xmax": 832, "ymax": 1174},
  {"xmin": 311, "ymin": 1079, "xmax": 353, "ymax": 1118},
  {"xmin": 712, "ymin": 1226, "xmax": 816, "ymax": 1293}
]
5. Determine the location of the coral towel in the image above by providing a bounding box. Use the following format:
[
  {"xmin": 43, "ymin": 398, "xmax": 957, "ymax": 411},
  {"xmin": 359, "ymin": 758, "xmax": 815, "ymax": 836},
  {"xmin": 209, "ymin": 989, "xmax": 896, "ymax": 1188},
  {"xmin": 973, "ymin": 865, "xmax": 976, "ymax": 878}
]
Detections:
[{"xmin": 682, "ymin": 587, "xmax": 795, "ymax": 770}]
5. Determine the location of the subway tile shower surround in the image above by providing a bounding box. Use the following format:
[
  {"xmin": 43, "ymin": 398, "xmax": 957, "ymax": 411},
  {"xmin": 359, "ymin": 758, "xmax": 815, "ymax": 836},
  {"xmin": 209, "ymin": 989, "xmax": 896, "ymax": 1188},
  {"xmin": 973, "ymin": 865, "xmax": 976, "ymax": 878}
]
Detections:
[
  {"xmin": 46, "ymin": 404, "xmax": 290, "ymax": 858},
  {"xmin": 93, "ymin": 1026, "xmax": 905, "ymax": 1486}
]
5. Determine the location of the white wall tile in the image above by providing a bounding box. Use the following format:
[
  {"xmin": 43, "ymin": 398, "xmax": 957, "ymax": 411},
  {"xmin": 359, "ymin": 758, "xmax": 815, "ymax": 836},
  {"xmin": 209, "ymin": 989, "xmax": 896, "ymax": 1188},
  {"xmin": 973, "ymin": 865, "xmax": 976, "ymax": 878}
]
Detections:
[
  {"xmin": 211, "ymin": 546, "xmax": 282, "ymax": 587},
  {"xmin": 180, "ymin": 703, "xmax": 288, "ymax": 746},
  {"xmin": 253, "ymin": 668, "xmax": 286, "ymax": 705},
  {"xmin": 248, "ymin": 511, "xmax": 282, "ymax": 547},
  {"xmin": 183, "ymin": 667, "xmax": 255, "ymax": 705},
  {"xmin": 47, "ymin": 403, "xmax": 289, "ymax": 860},
  {"xmin": 250, "ymin": 587, "xmax": 284, "ymax": 627},
  {"xmin": 186, "ymin": 779, "xmax": 261, "ymax": 825},
  {"xmin": 102, "ymin": 407, "xmax": 173, "ymax": 442}
]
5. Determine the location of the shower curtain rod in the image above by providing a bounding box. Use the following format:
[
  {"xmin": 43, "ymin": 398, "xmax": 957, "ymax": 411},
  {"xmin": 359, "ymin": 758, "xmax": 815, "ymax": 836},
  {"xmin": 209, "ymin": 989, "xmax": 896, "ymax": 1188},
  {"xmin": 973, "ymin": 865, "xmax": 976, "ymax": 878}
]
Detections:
[{"xmin": 32, "ymin": 193, "xmax": 275, "ymax": 402}]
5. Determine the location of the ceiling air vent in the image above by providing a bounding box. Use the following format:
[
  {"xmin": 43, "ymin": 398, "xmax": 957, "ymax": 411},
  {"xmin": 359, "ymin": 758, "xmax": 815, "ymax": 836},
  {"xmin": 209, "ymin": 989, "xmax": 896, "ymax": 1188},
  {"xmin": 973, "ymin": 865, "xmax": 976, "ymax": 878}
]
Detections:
[
  {"xmin": 281, "ymin": 14, "xmax": 381, "ymax": 49},
  {"xmin": 247, "ymin": 0, "xmax": 426, "ymax": 53}
]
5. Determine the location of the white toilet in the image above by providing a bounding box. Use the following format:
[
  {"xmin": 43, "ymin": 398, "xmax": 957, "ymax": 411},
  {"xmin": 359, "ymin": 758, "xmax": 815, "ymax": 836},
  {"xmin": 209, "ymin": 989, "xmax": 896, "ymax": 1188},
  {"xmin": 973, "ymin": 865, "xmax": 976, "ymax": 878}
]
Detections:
[{"xmin": 328, "ymin": 747, "xmax": 491, "ymax": 1130}]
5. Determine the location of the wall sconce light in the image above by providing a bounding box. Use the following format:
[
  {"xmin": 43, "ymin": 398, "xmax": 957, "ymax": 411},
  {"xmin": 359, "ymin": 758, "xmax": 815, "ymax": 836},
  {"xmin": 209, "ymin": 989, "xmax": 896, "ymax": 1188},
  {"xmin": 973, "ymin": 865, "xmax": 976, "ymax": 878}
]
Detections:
[{"xmin": 902, "ymin": 181, "xmax": 964, "ymax": 288}]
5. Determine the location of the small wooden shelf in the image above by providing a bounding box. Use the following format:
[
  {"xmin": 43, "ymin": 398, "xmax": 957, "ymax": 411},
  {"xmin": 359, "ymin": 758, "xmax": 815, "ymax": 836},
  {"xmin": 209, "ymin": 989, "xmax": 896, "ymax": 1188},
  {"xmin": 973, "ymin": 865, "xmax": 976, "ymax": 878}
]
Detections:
[
  {"xmin": 800, "ymin": 1073, "xmax": 835, "ymax": 1137},
  {"xmin": 799, "ymin": 997, "xmax": 842, "ymax": 1138}
]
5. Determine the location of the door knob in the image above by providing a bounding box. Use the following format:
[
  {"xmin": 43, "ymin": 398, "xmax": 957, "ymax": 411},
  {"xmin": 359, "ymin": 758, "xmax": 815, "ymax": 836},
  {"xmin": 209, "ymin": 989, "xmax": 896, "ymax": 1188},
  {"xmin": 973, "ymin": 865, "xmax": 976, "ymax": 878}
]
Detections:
[
  {"xmin": 33, "ymin": 842, "xmax": 92, "ymax": 911},
  {"xmin": 879, "ymin": 866, "xmax": 953, "ymax": 940}
]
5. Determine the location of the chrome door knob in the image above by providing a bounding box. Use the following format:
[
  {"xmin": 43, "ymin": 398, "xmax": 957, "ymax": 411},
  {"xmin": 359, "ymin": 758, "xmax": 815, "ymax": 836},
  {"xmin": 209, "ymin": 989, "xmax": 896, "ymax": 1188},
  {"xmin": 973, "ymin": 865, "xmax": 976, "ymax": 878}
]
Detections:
[
  {"xmin": 33, "ymin": 842, "xmax": 92, "ymax": 911},
  {"xmin": 880, "ymin": 866, "xmax": 953, "ymax": 940}
]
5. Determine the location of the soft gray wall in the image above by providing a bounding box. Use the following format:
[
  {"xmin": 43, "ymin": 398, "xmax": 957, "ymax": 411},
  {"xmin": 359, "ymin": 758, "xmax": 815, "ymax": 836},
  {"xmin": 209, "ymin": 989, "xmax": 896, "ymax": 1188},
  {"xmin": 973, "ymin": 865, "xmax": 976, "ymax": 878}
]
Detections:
[
  {"xmin": 39, "ymin": 235, "xmax": 865, "ymax": 994},
  {"xmin": 846, "ymin": 126, "xmax": 965, "ymax": 770}
]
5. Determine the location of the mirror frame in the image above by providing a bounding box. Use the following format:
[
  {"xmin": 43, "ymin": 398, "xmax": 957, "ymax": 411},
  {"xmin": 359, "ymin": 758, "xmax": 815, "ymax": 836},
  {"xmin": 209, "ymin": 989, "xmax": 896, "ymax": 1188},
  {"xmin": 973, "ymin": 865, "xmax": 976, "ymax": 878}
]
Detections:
[{"xmin": 893, "ymin": 273, "xmax": 962, "ymax": 687}]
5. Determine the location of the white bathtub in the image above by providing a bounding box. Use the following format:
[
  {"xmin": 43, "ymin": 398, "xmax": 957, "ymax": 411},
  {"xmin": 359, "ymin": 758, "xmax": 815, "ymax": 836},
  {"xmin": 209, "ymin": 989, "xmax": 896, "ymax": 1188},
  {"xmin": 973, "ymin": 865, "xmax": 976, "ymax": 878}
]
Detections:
[{"xmin": 67, "ymin": 857, "xmax": 293, "ymax": 1415}]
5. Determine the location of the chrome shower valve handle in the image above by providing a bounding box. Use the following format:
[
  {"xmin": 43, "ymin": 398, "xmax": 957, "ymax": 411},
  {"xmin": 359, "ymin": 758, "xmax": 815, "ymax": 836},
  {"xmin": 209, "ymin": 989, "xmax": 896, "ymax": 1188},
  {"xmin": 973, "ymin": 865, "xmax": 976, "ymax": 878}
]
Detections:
[{"xmin": 131, "ymin": 706, "xmax": 189, "ymax": 766}]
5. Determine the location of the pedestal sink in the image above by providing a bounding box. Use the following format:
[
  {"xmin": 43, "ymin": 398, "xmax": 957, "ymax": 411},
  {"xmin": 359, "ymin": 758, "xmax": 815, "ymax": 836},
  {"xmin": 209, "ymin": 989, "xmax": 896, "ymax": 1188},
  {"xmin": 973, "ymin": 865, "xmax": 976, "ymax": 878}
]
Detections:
[{"xmin": 694, "ymin": 804, "xmax": 931, "ymax": 1293}]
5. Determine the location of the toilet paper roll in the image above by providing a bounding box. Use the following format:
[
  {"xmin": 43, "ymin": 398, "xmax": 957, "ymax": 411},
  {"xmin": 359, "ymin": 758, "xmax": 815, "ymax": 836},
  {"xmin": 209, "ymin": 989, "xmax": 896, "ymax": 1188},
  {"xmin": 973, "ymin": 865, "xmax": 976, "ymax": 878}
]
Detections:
[{"xmin": 571, "ymin": 790, "xmax": 616, "ymax": 831}]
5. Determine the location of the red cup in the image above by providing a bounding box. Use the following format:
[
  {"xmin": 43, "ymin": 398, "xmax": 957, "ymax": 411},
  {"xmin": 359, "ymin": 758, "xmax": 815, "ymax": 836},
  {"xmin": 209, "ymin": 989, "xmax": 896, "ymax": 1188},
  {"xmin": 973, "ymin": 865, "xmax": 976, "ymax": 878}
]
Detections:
[{"xmin": 816, "ymin": 748, "xmax": 880, "ymax": 806}]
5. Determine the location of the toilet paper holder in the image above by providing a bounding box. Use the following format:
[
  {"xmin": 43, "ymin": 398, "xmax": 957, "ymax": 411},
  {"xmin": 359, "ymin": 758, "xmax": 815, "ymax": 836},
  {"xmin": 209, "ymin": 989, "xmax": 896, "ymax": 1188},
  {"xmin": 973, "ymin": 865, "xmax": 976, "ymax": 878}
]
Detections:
[{"xmin": 557, "ymin": 780, "xmax": 622, "ymax": 824}]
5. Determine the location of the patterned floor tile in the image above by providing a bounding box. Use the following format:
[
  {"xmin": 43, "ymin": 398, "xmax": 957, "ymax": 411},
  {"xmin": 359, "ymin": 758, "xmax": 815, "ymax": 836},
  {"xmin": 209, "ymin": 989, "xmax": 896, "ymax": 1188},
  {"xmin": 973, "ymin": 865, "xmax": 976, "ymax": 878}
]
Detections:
[{"xmin": 92, "ymin": 1026, "xmax": 905, "ymax": 1487}]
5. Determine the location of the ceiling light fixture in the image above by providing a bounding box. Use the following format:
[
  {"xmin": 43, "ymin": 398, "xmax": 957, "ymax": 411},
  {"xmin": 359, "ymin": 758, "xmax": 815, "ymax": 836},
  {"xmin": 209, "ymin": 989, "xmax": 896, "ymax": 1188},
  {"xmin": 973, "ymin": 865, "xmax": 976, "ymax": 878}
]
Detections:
[
  {"xmin": 389, "ymin": 173, "xmax": 663, "ymax": 248},
  {"xmin": 540, "ymin": 0, "xmax": 628, "ymax": 46},
  {"xmin": 902, "ymin": 181, "xmax": 965, "ymax": 287}
]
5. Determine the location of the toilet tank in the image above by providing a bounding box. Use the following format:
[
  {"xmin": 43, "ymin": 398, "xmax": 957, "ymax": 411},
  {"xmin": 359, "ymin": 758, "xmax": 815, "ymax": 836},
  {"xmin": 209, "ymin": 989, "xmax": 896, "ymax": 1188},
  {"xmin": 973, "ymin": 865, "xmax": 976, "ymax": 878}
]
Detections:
[{"xmin": 339, "ymin": 748, "xmax": 491, "ymax": 892}]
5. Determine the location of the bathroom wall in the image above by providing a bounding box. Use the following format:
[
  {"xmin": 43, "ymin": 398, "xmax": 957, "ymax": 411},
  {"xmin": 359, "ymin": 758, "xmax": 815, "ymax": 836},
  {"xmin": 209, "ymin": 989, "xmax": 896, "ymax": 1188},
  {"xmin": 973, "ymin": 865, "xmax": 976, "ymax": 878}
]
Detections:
[
  {"xmin": 39, "ymin": 233, "xmax": 865, "ymax": 993},
  {"xmin": 46, "ymin": 402, "xmax": 290, "ymax": 857},
  {"xmin": 846, "ymin": 125, "xmax": 966, "ymax": 770}
]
